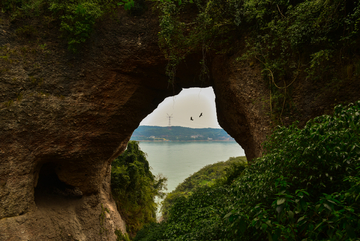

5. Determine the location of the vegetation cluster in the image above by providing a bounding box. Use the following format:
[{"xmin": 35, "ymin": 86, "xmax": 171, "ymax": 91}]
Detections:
[
  {"xmin": 155, "ymin": 0, "xmax": 360, "ymax": 122},
  {"xmin": 0, "ymin": 0, "xmax": 122, "ymax": 51},
  {"xmin": 134, "ymin": 101, "xmax": 360, "ymax": 240},
  {"xmin": 161, "ymin": 156, "xmax": 247, "ymax": 220},
  {"xmin": 111, "ymin": 141, "xmax": 167, "ymax": 237},
  {"xmin": 131, "ymin": 126, "xmax": 234, "ymax": 141}
]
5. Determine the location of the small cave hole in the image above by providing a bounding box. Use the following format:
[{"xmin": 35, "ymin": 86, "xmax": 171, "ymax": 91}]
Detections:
[{"xmin": 35, "ymin": 162, "xmax": 83, "ymax": 204}]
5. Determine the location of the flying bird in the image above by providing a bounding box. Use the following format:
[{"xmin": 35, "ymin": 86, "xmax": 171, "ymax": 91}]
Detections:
[
  {"xmin": 199, "ymin": 113, "xmax": 203, "ymax": 118},
  {"xmin": 190, "ymin": 117, "xmax": 194, "ymax": 121}
]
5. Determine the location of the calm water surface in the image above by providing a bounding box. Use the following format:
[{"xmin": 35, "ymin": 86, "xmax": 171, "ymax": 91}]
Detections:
[{"xmin": 138, "ymin": 141, "xmax": 245, "ymax": 193}]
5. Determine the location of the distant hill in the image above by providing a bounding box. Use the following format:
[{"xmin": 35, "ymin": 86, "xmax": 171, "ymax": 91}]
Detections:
[{"xmin": 130, "ymin": 126, "xmax": 235, "ymax": 141}]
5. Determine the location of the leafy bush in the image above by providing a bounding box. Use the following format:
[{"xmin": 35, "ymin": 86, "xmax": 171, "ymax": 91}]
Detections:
[
  {"xmin": 225, "ymin": 101, "xmax": 360, "ymax": 240},
  {"xmin": 1, "ymin": 0, "xmax": 46, "ymax": 18},
  {"xmin": 1, "ymin": 0, "xmax": 120, "ymax": 51},
  {"xmin": 49, "ymin": 1, "xmax": 105, "ymax": 51},
  {"xmin": 115, "ymin": 229, "xmax": 131, "ymax": 241},
  {"xmin": 161, "ymin": 156, "xmax": 247, "ymax": 220},
  {"xmin": 156, "ymin": 0, "xmax": 360, "ymax": 72},
  {"xmin": 135, "ymin": 101, "xmax": 360, "ymax": 240},
  {"xmin": 135, "ymin": 185, "xmax": 232, "ymax": 241},
  {"xmin": 111, "ymin": 141, "xmax": 167, "ymax": 237}
]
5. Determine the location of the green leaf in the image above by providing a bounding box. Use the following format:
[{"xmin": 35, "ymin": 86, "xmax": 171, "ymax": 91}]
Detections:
[
  {"xmin": 277, "ymin": 198, "xmax": 286, "ymax": 205},
  {"xmin": 261, "ymin": 223, "xmax": 268, "ymax": 230},
  {"xmin": 239, "ymin": 217, "xmax": 247, "ymax": 234},
  {"xmin": 323, "ymin": 203, "xmax": 332, "ymax": 212},
  {"xmin": 288, "ymin": 211, "xmax": 294, "ymax": 220},
  {"xmin": 297, "ymin": 216, "xmax": 305, "ymax": 223}
]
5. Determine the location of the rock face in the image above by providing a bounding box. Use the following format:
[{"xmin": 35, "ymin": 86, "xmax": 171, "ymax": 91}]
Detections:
[
  {"xmin": 1, "ymin": 5, "xmax": 359, "ymax": 241},
  {"xmin": 212, "ymin": 53, "xmax": 272, "ymax": 161},
  {"xmin": 0, "ymin": 8, "xmax": 173, "ymax": 240}
]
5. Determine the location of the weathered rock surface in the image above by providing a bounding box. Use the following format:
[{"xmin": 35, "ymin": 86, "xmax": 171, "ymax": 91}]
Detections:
[
  {"xmin": 0, "ymin": 8, "xmax": 174, "ymax": 240},
  {"xmin": 1, "ymin": 5, "xmax": 359, "ymax": 241},
  {"xmin": 212, "ymin": 53, "xmax": 272, "ymax": 161}
]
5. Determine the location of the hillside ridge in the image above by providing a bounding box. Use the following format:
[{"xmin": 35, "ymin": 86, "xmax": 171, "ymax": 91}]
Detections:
[{"xmin": 131, "ymin": 125, "xmax": 235, "ymax": 141}]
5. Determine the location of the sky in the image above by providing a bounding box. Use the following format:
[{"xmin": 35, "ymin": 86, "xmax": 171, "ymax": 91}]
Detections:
[{"xmin": 140, "ymin": 87, "xmax": 221, "ymax": 128}]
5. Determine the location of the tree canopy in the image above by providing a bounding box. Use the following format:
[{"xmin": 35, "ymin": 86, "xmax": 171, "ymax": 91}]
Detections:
[
  {"xmin": 111, "ymin": 141, "xmax": 167, "ymax": 237},
  {"xmin": 161, "ymin": 156, "xmax": 247, "ymax": 220},
  {"xmin": 134, "ymin": 101, "xmax": 360, "ymax": 240}
]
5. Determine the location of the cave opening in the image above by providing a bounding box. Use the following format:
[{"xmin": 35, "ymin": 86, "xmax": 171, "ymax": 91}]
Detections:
[
  {"xmin": 133, "ymin": 87, "xmax": 245, "ymax": 219},
  {"xmin": 34, "ymin": 162, "xmax": 83, "ymax": 205}
]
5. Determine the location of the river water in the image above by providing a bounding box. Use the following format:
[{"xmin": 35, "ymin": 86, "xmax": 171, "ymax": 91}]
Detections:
[{"xmin": 138, "ymin": 141, "xmax": 245, "ymax": 193}]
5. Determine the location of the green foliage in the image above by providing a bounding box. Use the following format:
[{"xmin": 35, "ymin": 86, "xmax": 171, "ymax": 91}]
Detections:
[
  {"xmin": 156, "ymin": 0, "xmax": 237, "ymax": 82},
  {"xmin": 115, "ymin": 229, "xmax": 131, "ymax": 241},
  {"xmin": 99, "ymin": 203, "xmax": 110, "ymax": 236},
  {"xmin": 134, "ymin": 101, "xmax": 360, "ymax": 240},
  {"xmin": 135, "ymin": 157, "xmax": 248, "ymax": 240},
  {"xmin": 1, "ymin": 0, "xmax": 46, "ymax": 18},
  {"xmin": 49, "ymin": 1, "xmax": 105, "ymax": 51},
  {"xmin": 118, "ymin": 0, "xmax": 135, "ymax": 11},
  {"xmin": 135, "ymin": 185, "xmax": 231, "ymax": 240},
  {"xmin": 15, "ymin": 25, "xmax": 38, "ymax": 37},
  {"xmin": 0, "ymin": 0, "xmax": 130, "ymax": 51},
  {"xmin": 221, "ymin": 158, "xmax": 247, "ymax": 185},
  {"xmin": 225, "ymin": 101, "xmax": 360, "ymax": 240},
  {"xmin": 111, "ymin": 141, "xmax": 167, "ymax": 237},
  {"xmin": 161, "ymin": 156, "xmax": 247, "ymax": 220},
  {"xmin": 133, "ymin": 222, "xmax": 168, "ymax": 241}
]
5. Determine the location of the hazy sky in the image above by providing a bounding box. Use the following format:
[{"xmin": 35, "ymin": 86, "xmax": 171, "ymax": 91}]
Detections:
[{"xmin": 140, "ymin": 87, "xmax": 221, "ymax": 128}]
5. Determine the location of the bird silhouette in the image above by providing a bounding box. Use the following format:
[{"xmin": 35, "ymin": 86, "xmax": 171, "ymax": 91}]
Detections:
[
  {"xmin": 190, "ymin": 117, "xmax": 194, "ymax": 121},
  {"xmin": 199, "ymin": 113, "xmax": 203, "ymax": 118}
]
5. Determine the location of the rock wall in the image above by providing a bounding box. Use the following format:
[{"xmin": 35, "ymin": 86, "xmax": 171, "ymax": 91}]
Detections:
[
  {"xmin": 1, "ymin": 5, "xmax": 359, "ymax": 241},
  {"xmin": 0, "ymin": 8, "xmax": 173, "ymax": 240},
  {"xmin": 212, "ymin": 53, "xmax": 271, "ymax": 161}
]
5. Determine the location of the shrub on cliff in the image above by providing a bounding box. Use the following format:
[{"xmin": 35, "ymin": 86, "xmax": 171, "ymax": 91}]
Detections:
[
  {"xmin": 161, "ymin": 156, "xmax": 247, "ymax": 220},
  {"xmin": 111, "ymin": 141, "xmax": 167, "ymax": 237},
  {"xmin": 225, "ymin": 101, "xmax": 360, "ymax": 240},
  {"xmin": 0, "ymin": 0, "xmax": 119, "ymax": 51},
  {"xmin": 134, "ymin": 101, "xmax": 360, "ymax": 240}
]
